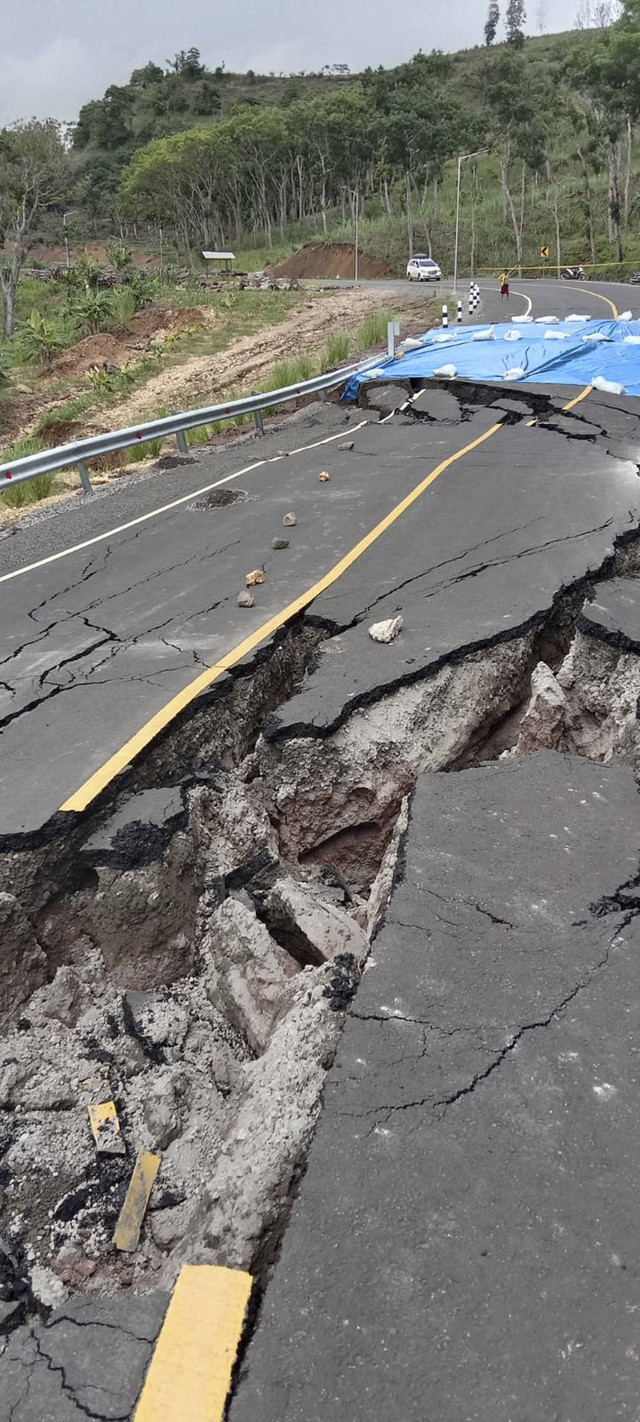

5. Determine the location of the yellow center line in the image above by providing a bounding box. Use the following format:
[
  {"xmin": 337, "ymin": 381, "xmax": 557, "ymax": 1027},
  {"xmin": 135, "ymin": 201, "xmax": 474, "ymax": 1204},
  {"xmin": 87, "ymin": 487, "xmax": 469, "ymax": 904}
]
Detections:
[
  {"xmin": 133, "ymin": 1265, "xmax": 252, "ymax": 1422},
  {"xmin": 527, "ymin": 384, "xmax": 593, "ymax": 427},
  {"xmin": 583, "ymin": 287, "xmax": 619, "ymax": 319},
  {"xmin": 562, "ymin": 385, "xmax": 595, "ymax": 412},
  {"xmin": 60, "ymin": 419, "xmax": 504, "ymax": 814}
]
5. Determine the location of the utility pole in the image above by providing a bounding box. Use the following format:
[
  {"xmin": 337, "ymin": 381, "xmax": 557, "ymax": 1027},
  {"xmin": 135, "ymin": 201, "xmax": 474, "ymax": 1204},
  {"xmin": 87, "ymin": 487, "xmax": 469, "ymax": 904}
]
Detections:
[{"xmin": 453, "ymin": 151, "xmax": 489, "ymax": 295}]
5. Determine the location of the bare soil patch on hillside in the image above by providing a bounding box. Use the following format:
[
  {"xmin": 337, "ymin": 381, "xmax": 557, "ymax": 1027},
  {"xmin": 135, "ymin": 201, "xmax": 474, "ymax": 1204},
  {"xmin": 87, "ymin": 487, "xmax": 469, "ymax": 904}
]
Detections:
[{"xmin": 268, "ymin": 243, "xmax": 391, "ymax": 280}]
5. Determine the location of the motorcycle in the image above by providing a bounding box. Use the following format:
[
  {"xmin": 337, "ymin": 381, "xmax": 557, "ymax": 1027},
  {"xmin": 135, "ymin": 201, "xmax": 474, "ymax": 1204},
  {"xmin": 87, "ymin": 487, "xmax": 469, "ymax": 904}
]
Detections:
[{"xmin": 562, "ymin": 267, "xmax": 586, "ymax": 281}]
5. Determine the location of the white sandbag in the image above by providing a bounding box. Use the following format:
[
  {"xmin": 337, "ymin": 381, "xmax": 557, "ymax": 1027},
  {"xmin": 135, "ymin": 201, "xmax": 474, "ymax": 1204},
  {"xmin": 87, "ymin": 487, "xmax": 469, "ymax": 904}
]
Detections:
[
  {"xmin": 512, "ymin": 315, "xmax": 533, "ymax": 323},
  {"xmin": 544, "ymin": 330, "xmax": 569, "ymax": 340},
  {"xmin": 592, "ymin": 376, "xmax": 626, "ymax": 395},
  {"xmin": 566, "ymin": 315, "xmax": 591, "ymax": 322},
  {"xmin": 504, "ymin": 329, "xmax": 523, "ymax": 341},
  {"xmin": 402, "ymin": 337, "xmax": 425, "ymax": 349},
  {"xmin": 582, "ymin": 332, "xmax": 608, "ymax": 342},
  {"xmin": 433, "ymin": 364, "xmax": 457, "ymax": 378},
  {"xmin": 619, "ymin": 310, "xmax": 633, "ymax": 321},
  {"xmin": 535, "ymin": 315, "xmax": 559, "ymax": 323},
  {"xmin": 472, "ymin": 326, "xmax": 495, "ymax": 341},
  {"xmin": 623, "ymin": 335, "xmax": 640, "ymax": 344},
  {"xmin": 503, "ymin": 367, "xmax": 525, "ymax": 381}
]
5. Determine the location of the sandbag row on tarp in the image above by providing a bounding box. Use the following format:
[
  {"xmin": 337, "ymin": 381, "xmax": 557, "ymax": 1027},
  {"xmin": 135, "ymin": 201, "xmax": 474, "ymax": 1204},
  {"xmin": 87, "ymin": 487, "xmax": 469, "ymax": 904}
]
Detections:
[{"xmin": 343, "ymin": 317, "xmax": 640, "ymax": 400}]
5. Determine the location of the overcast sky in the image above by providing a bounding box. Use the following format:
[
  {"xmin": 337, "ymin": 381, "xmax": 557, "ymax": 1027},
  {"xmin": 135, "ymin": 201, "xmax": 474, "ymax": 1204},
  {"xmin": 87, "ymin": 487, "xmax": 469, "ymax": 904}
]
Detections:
[{"xmin": 1, "ymin": 0, "xmax": 583, "ymax": 128}]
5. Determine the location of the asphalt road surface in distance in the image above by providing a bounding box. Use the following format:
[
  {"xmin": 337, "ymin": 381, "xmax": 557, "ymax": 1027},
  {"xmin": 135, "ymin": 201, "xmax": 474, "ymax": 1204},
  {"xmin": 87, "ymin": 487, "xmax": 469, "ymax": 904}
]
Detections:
[{"xmin": 3, "ymin": 276, "xmax": 640, "ymax": 1422}]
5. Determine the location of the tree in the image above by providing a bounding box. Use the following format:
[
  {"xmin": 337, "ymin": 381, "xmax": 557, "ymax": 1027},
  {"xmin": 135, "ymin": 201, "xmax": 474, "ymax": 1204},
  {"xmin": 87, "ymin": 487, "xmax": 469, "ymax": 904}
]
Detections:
[
  {"xmin": 485, "ymin": 1, "xmax": 501, "ymax": 44},
  {"xmin": 568, "ymin": 7, "xmax": 640, "ymax": 260},
  {"xmin": 481, "ymin": 50, "xmax": 552, "ymax": 269},
  {"xmin": 130, "ymin": 62, "xmax": 165, "ymax": 88},
  {"xmin": 0, "ymin": 120, "xmax": 68, "ymax": 338},
  {"xmin": 575, "ymin": 0, "xmax": 622, "ymax": 23},
  {"xmin": 166, "ymin": 48, "xmax": 205, "ymax": 79},
  {"xmin": 506, "ymin": 0, "xmax": 527, "ymax": 46}
]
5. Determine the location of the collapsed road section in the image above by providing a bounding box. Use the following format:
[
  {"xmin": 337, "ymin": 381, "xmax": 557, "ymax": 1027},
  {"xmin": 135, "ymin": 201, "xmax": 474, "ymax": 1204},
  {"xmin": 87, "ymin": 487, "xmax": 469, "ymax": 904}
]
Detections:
[{"xmin": 3, "ymin": 377, "xmax": 640, "ymax": 1418}]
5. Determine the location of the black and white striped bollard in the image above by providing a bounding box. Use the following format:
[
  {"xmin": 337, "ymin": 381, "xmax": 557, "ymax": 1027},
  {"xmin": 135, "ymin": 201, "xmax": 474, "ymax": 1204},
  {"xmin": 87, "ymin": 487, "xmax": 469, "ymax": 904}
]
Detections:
[
  {"xmin": 457, "ymin": 299, "xmax": 463, "ymax": 324},
  {"xmin": 442, "ymin": 304, "xmax": 449, "ymax": 329}
]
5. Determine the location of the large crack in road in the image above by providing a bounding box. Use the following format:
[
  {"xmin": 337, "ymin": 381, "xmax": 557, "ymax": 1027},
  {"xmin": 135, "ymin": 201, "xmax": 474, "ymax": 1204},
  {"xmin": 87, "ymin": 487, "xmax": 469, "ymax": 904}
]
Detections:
[{"xmin": 3, "ymin": 375, "xmax": 640, "ymax": 1419}]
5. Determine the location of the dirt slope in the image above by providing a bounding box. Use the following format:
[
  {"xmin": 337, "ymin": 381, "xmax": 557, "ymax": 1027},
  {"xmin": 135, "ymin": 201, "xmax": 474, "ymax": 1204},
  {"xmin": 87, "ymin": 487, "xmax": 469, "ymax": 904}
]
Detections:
[
  {"xmin": 268, "ymin": 243, "xmax": 390, "ymax": 280},
  {"xmin": 87, "ymin": 286, "xmax": 407, "ymax": 433}
]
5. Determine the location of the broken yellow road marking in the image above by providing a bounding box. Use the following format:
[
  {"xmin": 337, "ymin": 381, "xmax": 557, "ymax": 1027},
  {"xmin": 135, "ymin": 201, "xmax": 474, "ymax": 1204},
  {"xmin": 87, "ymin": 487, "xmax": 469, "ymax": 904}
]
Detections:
[
  {"xmin": 113, "ymin": 1150, "xmax": 160, "ymax": 1251},
  {"xmin": 134, "ymin": 1264, "xmax": 252, "ymax": 1422},
  {"xmin": 562, "ymin": 385, "xmax": 595, "ymax": 412},
  {"xmin": 87, "ymin": 1100, "xmax": 126, "ymax": 1157},
  {"xmin": 60, "ymin": 420, "xmax": 504, "ymax": 814}
]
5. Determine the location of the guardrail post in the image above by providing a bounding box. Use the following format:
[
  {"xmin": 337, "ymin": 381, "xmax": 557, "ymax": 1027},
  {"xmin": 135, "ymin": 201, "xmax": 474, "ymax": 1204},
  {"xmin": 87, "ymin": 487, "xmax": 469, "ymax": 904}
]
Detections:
[
  {"xmin": 172, "ymin": 413, "xmax": 189, "ymax": 456},
  {"xmin": 252, "ymin": 391, "xmax": 265, "ymax": 436},
  {"xmin": 387, "ymin": 320, "xmax": 400, "ymax": 358},
  {"xmin": 77, "ymin": 459, "xmax": 94, "ymax": 495},
  {"xmin": 70, "ymin": 439, "xmax": 93, "ymax": 495}
]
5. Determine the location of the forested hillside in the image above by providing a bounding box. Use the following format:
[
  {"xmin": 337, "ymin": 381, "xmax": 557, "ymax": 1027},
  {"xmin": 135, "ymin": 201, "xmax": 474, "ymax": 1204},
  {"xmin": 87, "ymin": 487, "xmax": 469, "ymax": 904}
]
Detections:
[{"xmin": 4, "ymin": 3, "xmax": 640, "ymax": 293}]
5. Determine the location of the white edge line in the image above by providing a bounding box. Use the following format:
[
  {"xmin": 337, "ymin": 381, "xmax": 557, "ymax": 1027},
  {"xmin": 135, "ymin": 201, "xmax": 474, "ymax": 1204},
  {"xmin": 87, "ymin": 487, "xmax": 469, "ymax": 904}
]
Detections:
[{"xmin": 0, "ymin": 421, "xmax": 369, "ymax": 585}]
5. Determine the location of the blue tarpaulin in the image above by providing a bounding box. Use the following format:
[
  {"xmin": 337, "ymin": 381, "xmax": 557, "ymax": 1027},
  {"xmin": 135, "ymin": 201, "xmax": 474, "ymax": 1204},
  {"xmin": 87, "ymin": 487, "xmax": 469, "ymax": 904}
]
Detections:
[{"xmin": 343, "ymin": 317, "xmax": 640, "ymax": 400}]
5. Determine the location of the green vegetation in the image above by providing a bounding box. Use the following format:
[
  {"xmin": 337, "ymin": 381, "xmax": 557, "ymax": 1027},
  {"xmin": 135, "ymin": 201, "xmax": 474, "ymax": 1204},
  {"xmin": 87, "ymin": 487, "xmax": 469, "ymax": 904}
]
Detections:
[
  {"xmin": 17, "ymin": 310, "xmax": 66, "ymax": 367},
  {"xmin": 355, "ymin": 311, "xmax": 396, "ymax": 349},
  {"xmin": 5, "ymin": 13, "xmax": 640, "ymax": 332},
  {"xmin": 0, "ymin": 434, "xmax": 56, "ymax": 510},
  {"xmin": 94, "ymin": 6, "xmax": 640, "ymax": 276},
  {"xmin": 325, "ymin": 332, "xmax": 351, "ymax": 366}
]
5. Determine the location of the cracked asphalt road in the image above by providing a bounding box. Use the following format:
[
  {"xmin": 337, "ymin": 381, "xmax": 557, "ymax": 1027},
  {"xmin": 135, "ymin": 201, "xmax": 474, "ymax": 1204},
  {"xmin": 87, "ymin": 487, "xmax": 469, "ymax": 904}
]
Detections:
[
  {"xmin": 229, "ymin": 753, "xmax": 640, "ymax": 1422},
  {"xmin": 3, "ymin": 279, "xmax": 640, "ymax": 1421},
  {"xmin": 0, "ymin": 278, "xmax": 636, "ymax": 838},
  {"xmin": 2, "ymin": 1293, "xmax": 169, "ymax": 1421}
]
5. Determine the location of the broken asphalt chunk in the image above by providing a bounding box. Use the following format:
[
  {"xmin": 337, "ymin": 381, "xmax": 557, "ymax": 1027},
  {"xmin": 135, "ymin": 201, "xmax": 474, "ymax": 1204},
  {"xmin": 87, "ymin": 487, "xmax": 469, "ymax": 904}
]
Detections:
[
  {"xmin": 237, "ymin": 590, "xmax": 255, "ymax": 608},
  {"xmin": 338, "ymin": 440, "xmax": 355, "ymax": 451},
  {"xmin": 272, "ymin": 538, "xmax": 289, "ymax": 550},
  {"xmin": 283, "ymin": 512, "xmax": 297, "ymax": 526},
  {"xmin": 246, "ymin": 569, "xmax": 265, "ymax": 586},
  {"xmin": 318, "ymin": 471, "xmax": 331, "ymax": 482},
  {"xmin": 113, "ymin": 1150, "xmax": 161, "ymax": 1252}
]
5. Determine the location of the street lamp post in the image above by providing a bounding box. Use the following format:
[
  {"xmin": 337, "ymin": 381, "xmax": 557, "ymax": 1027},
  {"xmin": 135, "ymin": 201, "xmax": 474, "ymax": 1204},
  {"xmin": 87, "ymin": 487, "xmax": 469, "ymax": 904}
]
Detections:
[
  {"xmin": 453, "ymin": 150, "xmax": 489, "ymax": 296},
  {"xmin": 354, "ymin": 190, "xmax": 359, "ymax": 285}
]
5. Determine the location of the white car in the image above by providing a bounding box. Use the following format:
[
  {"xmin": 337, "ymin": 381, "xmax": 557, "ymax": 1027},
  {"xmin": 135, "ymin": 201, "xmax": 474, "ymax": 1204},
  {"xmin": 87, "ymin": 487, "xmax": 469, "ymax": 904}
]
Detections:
[{"xmin": 407, "ymin": 255, "xmax": 442, "ymax": 282}]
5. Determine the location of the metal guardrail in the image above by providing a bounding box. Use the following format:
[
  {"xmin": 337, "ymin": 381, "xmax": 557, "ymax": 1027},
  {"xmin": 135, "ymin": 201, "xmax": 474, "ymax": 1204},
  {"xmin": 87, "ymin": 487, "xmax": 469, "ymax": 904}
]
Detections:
[{"xmin": 0, "ymin": 355, "xmax": 382, "ymax": 495}]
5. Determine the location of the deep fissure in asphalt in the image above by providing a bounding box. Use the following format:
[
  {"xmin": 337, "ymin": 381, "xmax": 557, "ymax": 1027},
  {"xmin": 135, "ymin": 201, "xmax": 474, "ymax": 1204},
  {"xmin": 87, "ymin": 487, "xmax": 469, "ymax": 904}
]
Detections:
[{"xmin": 2, "ymin": 506, "xmax": 640, "ymax": 1330}]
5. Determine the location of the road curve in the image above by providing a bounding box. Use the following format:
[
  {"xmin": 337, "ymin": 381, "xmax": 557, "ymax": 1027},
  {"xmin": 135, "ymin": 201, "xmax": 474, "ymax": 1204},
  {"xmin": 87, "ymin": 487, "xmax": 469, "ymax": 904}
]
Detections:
[{"xmin": 1, "ymin": 277, "xmax": 639, "ymax": 838}]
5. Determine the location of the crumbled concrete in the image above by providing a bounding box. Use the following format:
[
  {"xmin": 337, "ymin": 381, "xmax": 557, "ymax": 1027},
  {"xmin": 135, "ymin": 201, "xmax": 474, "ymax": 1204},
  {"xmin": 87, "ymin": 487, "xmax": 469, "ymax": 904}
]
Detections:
[
  {"xmin": 510, "ymin": 578, "xmax": 640, "ymax": 773},
  {"xmin": 263, "ymin": 876, "xmax": 370, "ymax": 967},
  {"xmin": 204, "ymin": 899, "xmax": 300, "ymax": 1052},
  {"xmin": 368, "ymin": 616, "xmax": 403, "ymax": 644},
  {"xmin": 162, "ymin": 956, "xmax": 360, "ymax": 1280},
  {"xmin": 516, "ymin": 661, "xmax": 568, "ymax": 755}
]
